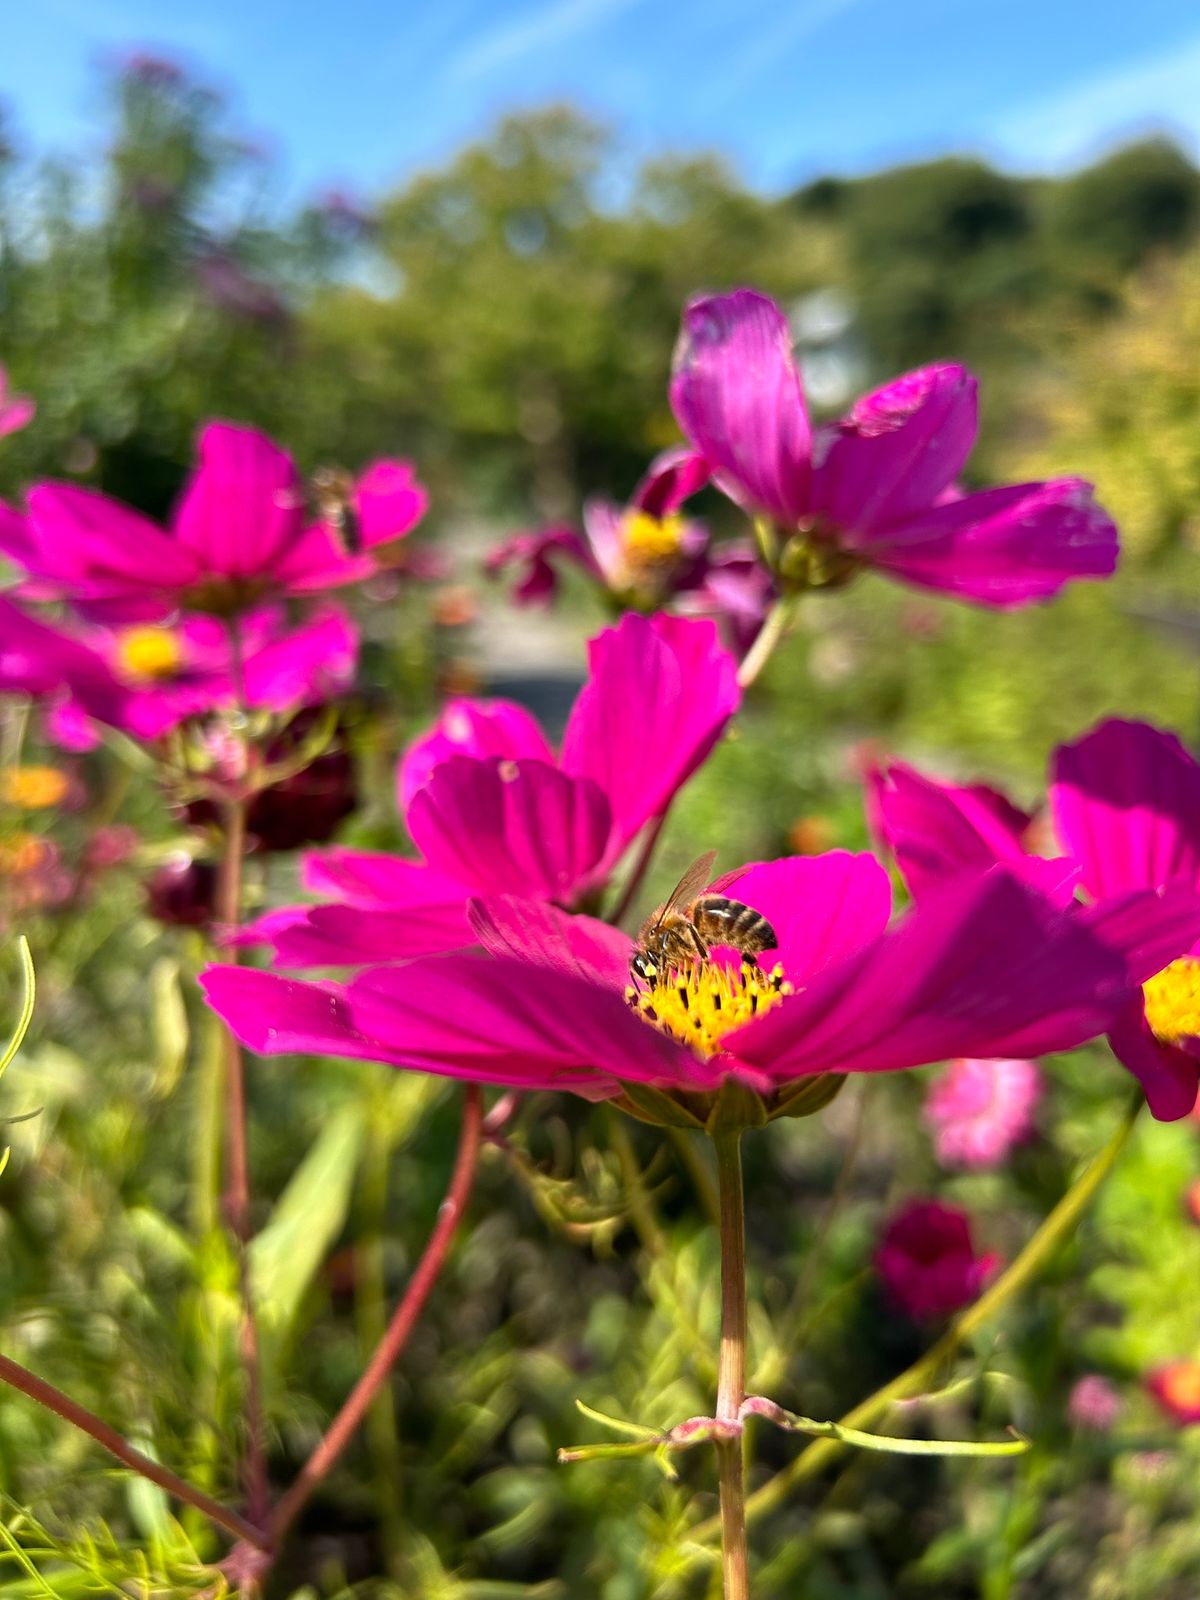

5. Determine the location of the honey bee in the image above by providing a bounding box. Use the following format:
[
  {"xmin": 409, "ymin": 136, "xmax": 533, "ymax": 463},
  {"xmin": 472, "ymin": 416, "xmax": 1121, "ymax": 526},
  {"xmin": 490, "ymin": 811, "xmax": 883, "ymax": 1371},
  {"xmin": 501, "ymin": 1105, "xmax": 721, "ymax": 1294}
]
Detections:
[
  {"xmin": 309, "ymin": 466, "xmax": 362, "ymax": 555},
  {"xmin": 630, "ymin": 850, "xmax": 777, "ymax": 985}
]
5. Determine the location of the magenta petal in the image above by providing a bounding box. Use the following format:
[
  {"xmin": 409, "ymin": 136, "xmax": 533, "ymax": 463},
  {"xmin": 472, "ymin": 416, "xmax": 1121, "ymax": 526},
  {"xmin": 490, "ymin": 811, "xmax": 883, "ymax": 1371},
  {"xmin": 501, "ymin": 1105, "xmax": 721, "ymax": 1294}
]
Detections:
[
  {"xmin": 561, "ymin": 614, "xmax": 740, "ymax": 860},
  {"xmin": 871, "ymin": 761, "xmax": 1079, "ymax": 906},
  {"xmin": 301, "ymin": 848, "xmax": 467, "ymax": 909},
  {"xmin": 727, "ymin": 869, "xmax": 1133, "ymax": 1082},
  {"xmin": 346, "ymin": 954, "xmax": 713, "ymax": 1090},
  {"xmin": 631, "ymin": 447, "xmax": 712, "ymax": 518},
  {"xmin": 354, "ymin": 458, "xmax": 428, "ymax": 548},
  {"xmin": 398, "ymin": 698, "xmax": 556, "ymax": 812},
  {"xmin": 26, "ymin": 483, "xmax": 200, "ymax": 589},
  {"xmin": 1108, "ymin": 997, "xmax": 1200, "ymax": 1121},
  {"xmin": 866, "ymin": 479, "xmax": 1117, "ymax": 607},
  {"xmin": 485, "ymin": 525, "xmax": 596, "ymax": 605},
  {"xmin": 1050, "ymin": 718, "xmax": 1200, "ymax": 901},
  {"xmin": 172, "ymin": 421, "xmax": 303, "ymax": 578},
  {"xmin": 407, "ymin": 756, "xmax": 612, "ymax": 900},
  {"xmin": 812, "ymin": 364, "xmax": 977, "ymax": 537},
  {"xmin": 1076, "ymin": 884, "xmax": 1200, "ymax": 986},
  {"xmin": 270, "ymin": 902, "xmax": 473, "ymax": 967},
  {"xmin": 468, "ymin": 895, "xmax": 633, "ymax": 989},
  {"xmin": 241, "ymin": 606, "xmax": 358, "ymax": 709},
  {"xmin": 200, "ymin": 965, "xmax": 379, "ymax": 1060},
  {"xmin": 670, "ymin": 289, "xmax": 812, "ymax": 525},
  {"xmin": 723, "ymin": 851, "xmax": 892, "ymax": 981}
]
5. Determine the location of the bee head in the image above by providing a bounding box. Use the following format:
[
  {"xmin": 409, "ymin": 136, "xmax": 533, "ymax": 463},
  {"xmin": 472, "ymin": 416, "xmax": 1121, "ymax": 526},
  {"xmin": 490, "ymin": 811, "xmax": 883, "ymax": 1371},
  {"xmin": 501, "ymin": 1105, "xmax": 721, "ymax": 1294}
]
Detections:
[{"xmin": 630, "ymin": 950, "xmax": 658, "ymax": 985}]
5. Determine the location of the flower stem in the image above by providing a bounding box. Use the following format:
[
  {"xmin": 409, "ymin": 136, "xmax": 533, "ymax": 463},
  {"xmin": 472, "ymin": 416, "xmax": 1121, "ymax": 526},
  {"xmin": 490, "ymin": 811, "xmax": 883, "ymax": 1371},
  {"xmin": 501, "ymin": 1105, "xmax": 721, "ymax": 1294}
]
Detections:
[
  {"xmin": 267, "ymin": 1083, "xmax": 483, "ymax": 1544},
  {"xmin": 216, "ymin": 793, "xmax": 269, "ymax": 1526},
  {"xmin": 0, "ymin": 1352, "xmax": 268, "ymax": 1549},
  {"xmin": 712, "ymin": 1127, "xmax": 750, "ymax": 1600},
  {"xmin": 737, "ymin": 595, "xmax": 799, "ymax": 691},
  {"xmin": 691, "ymin": 1088, "xmax": 1142, "ymax": 1547}
]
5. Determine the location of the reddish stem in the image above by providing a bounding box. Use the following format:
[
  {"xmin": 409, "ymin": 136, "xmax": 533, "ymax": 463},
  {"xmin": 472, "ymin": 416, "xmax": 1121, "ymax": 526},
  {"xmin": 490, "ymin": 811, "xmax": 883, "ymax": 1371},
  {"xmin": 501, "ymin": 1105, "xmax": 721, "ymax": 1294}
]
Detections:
[
  {"xmin": 267, "ymin": 1083, "xmax": 483, "ymax": 1543},
  {"xmin": 0, "ymin": 1352, "xmax": 268, "ymax": 1550},
  {"xmin": 216, "ymin": 793, "xmax": 269, "ymax": 1525}
]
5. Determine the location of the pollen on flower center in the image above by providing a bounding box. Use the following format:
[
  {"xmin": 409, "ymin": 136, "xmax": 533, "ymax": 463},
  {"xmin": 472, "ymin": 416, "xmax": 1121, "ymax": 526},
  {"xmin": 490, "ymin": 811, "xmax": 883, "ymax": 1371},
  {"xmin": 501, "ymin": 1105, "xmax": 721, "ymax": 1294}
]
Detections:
[
  {"xmin": 627, "ymin": 960, "xmax": 792, "ymax": 1057},
  {"xmin": 621, "ymin": 510, "xmax": 685, "ymax": 570},
  {"xmin": 116, "ymin": 626, "xmax": 182, "ymax": 682},
  {"xmin": 1143, "ymin": 957, "xmax": 1200, "ymax": 1044}
]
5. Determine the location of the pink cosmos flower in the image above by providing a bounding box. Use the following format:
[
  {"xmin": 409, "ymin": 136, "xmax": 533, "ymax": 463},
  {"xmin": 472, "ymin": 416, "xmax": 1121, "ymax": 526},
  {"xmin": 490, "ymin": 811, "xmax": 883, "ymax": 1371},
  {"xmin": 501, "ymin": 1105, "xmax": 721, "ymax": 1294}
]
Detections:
[
  {"xmin": 671, "ymin": 289, "xmax": 1117, "ymax": 607},
  {"xmin": 240, "ymin": 613, "xmax": 741, "ymax": 968},
  {"xmin": 923, "ymin": 1056, "xmax": 1042, "ymax": 1168},
  {"xmin": 1068, "ymin": 1374, "xmax": 1122, "ymax": 1430},
  {"xmin": 1147, "ymin": 1363, "xmax": 1200, "ymax": 1426},
  {"xmin": 0, "ymin": 594, "xmax": 357, "ymax": 743},
  {"xmin": 0, "ymin": 422, "xmax": 427, "ymax": 620},
  {"xmin": 0, "ymin": 367, "xmax": 35, "ymax": 439},
  {"xmin": 869, "ymin": 721, "xmax": 1200, "ymax": 1120},
  {"xmin": 488, "ymin": 447, "xmax": 711, "ymax": 609},
  {"xmin": 202, "ymin": 854, "xmax": 1200, "ymax": 1110},
  {"xmin": 875, "ymin": 1200, "xmax": 1000, "ymax": 1320}
]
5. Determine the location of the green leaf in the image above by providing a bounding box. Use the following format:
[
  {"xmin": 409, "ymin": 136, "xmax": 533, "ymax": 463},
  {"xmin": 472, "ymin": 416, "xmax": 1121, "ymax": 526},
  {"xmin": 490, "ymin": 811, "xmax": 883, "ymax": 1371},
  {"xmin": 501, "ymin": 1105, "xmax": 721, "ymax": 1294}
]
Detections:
[
  {"xmin": 248, "ymin": 1103, "xmax": 365, "ymax": 1349},
  {"xmin": 743, "ymin": 1397, "xmax": 1029, "ymax": 1458}
]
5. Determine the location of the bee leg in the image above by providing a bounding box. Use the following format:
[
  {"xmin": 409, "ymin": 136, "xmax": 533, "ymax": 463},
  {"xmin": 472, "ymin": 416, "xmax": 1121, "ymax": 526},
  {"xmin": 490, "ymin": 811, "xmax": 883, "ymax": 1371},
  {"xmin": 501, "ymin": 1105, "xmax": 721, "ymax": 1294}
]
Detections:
[{"xmin": 687, "ymin": 925, "xmax": 709, "ymax": 965}]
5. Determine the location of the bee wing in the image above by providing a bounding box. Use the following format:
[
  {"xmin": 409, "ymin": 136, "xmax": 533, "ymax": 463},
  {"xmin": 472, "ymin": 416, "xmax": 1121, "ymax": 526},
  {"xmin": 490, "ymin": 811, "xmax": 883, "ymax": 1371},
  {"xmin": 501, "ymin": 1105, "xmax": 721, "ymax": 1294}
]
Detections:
[{"xmin": 652, "ymin": 849, "xmax": 718, "ymax": 928}]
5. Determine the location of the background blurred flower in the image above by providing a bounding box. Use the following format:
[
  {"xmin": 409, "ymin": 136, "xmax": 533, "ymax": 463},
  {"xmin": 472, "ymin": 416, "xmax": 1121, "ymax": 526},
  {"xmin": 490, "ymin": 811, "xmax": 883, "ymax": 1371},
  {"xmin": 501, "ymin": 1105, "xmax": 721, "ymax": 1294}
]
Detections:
[
  {"xmin": 1068, "ymin": 1374, "xmax": 1122, "ymax": 1430},
  {"xmin": 3, "ymin": 422, "xmax": 427, "ymax": 619},
  {"xmin": 924, "ymin": 1056, "xmax": 1042, "ymax": 1167},
  {"xmin": 144, "ymin": 854, "xmax": 217, "ymax": 928},
  {"xmin": 0, "ymin": 366, "xmax": 35, "ymax": 439},
  {"xmin": 1147, "ymin": 1363, "xmax": 1200, "ymax": 1425},
  {"xmin": 876, "ymin": 1199, "xmax": 1000, "ymax": 1319}
]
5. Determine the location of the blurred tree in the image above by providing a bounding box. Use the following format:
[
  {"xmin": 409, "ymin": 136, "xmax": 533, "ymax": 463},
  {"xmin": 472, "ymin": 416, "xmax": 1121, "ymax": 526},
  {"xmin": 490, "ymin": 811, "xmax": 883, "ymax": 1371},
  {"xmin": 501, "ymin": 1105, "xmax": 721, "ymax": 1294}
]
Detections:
[
  {"xmin": 1049, "ymin": 137, "xmax": 1200, "ymax": 276},
  {"xmin": 998, "ymin": 246, "xmax": 1200, "ymax": 565}
]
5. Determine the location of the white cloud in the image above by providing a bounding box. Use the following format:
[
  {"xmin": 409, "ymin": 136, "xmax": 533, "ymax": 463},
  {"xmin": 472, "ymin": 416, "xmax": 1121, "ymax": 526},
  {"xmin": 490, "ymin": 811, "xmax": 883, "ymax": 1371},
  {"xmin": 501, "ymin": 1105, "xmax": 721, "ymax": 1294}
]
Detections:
[
  {"xmin": 447, "ymin": 0, "xmax": 643, "ymax": 83},
  {"xmin": 714, "ymin": 0, "xmax": 865, "ymax": 103},
  {"xmin": 992, "ymin": 32, "xmax": 1200, "ymax": 169}
]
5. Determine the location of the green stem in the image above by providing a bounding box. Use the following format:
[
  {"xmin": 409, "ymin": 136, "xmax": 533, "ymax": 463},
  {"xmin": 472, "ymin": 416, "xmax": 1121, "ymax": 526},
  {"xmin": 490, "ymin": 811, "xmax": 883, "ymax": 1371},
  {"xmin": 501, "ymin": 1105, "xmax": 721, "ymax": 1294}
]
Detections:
[
  {"xmin": 692, "ymin": 1089, "xmax": 1142, "ymax": 1546},
  {"xmin": 737, "ymin": 595, "xmax": 798, "ymax": 691},
  {"xmin": 713, "ymin": 1129, "xmax": 750, "ymax": 1600}
]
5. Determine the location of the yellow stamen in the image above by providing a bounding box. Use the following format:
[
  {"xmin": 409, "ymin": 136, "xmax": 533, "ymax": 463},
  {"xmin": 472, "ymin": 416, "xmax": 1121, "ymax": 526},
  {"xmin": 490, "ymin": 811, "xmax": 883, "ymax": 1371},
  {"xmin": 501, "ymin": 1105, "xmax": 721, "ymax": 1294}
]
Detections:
[
  {"xmin": 621, "ymin": 510, "xmax": 686, "ymax": 570},
  {"xmin": 116, "ymin": 625, "xmax": 182, "ymax": 682},
  {"xmin": 627, "ymin": 961, "xmax": 792, "ymax": 1058},
  {"xmin": 1, "ymin": 766, "xmax": 69, "ymax": 810},
  {"xmin": 1143, "ymin": 957, "xmax": 1200, "ymax": 1044}
]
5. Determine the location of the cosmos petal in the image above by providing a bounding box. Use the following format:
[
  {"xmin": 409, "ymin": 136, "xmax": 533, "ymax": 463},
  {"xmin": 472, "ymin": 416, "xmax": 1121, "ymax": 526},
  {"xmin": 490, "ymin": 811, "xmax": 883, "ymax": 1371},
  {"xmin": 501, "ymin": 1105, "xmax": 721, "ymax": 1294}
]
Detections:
[
  {"xmin": 722, "ymin": 851, "xmax": 892, "ymax": 981},
  {"xmin": 407, "ymin": 756, "xmax": 613, "ymax": 900},
  {"xmin": 670, "ymin": 289, "xmax": 812, "ymax": 525},
  {"xmin": 1050, "ymin": 718, "xmax": 1200, "ymax": 901}
]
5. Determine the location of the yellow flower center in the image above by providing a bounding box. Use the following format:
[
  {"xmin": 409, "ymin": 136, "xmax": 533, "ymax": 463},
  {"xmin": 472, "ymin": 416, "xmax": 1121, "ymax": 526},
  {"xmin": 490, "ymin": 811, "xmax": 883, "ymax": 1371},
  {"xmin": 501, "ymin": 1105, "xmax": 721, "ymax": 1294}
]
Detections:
[
  {"xmin": 116, "ymin": 626, "xmax": 182, "ymax": 682},
  {"xmin": 627, "ymin": 961, "xmax": 792, "ymax": 1058},
  {"xmin": 1, "ymin": 766, "xmax": 69, "ymax": 810},
  {"xmin": 1143, "ymin": 957, "xmax": 1200, "ymax": 1044},
  {"xmin": 621, "ymin": 510, "xmax": 686, "ymax": 570}
]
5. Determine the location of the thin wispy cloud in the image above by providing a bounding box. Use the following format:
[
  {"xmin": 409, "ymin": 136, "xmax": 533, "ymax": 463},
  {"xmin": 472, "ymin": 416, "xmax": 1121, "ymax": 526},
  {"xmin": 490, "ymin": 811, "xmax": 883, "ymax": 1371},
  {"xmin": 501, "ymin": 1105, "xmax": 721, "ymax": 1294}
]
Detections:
[
  {"xmin": 715, "ymin": 0, "xmax": 865, "ymax": 103},
  {"xmin": 993, "ymin": 30, "xmax": 1200, "ymax": 167},
  {"xmin": 447, "ymin": 0, "xmax": 643, "ymax": 83}
]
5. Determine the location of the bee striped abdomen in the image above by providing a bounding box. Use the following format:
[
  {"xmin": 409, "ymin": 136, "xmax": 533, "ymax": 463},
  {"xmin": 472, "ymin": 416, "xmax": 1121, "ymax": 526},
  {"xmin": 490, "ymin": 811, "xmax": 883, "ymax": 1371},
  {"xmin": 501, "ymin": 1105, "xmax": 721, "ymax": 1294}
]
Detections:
[{"xmin": 691, "ymin": 896, "xmax": 777, "ymax": 959}]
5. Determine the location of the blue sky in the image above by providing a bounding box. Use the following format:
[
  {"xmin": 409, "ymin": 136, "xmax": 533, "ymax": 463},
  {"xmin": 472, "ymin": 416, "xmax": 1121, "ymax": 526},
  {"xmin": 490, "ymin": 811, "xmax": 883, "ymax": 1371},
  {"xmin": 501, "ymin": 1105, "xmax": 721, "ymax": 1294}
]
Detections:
[{"xmin": 4, "ymin": 0, "xmax": 1200, "ymax": 203}]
